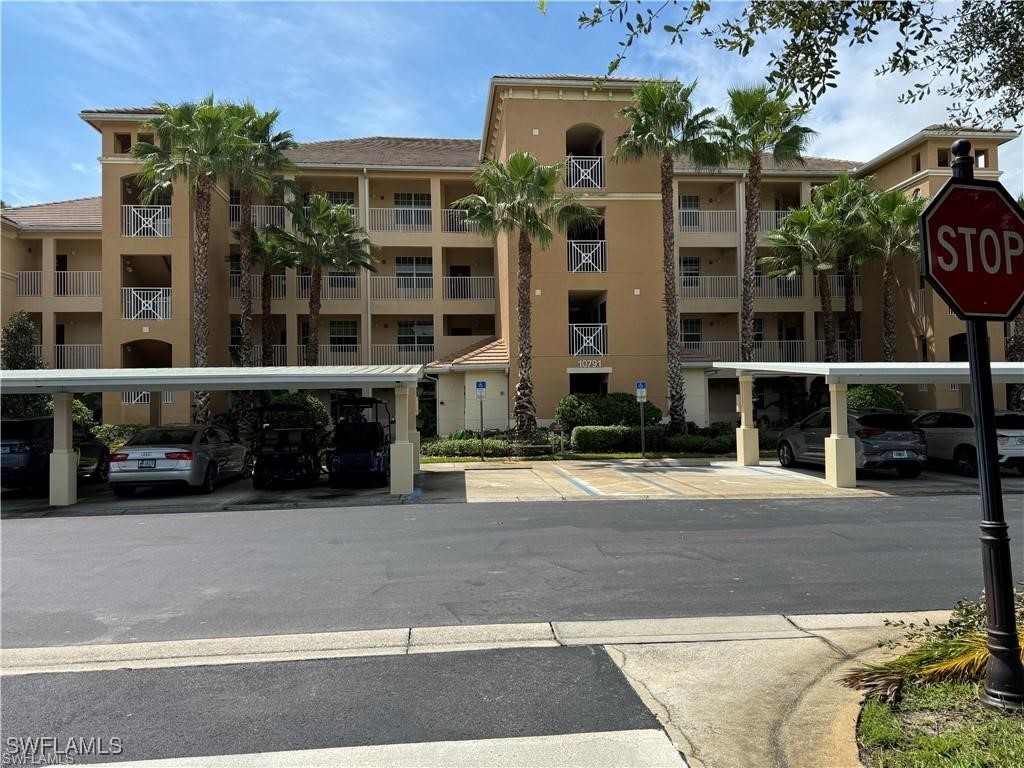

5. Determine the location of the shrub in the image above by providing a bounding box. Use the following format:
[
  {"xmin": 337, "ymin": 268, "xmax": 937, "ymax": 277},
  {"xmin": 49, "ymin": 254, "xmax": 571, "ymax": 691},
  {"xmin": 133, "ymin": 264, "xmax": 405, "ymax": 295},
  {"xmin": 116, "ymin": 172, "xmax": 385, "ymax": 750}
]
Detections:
[
  {"xmin": 92, "ymin": 423, "xmax": 146, "ymax": 451},
  {"xmin": 665, "ymin": 434, "xmax": 735, "ymax": 454},
  {"xmin": 758, "ymin": 430, "xmax": 781, "ymax": 450},
  {"xmin": 421, "ymin": 438, "xmax": 510, "ymax": 457},
  {"xmin": 848, "ymin": 384, "xmax": 906, "ymax": 412},
  {"xmin": 266, "ymin": 392, "xmax": 331, "ymax": 433},
  {"xmin": 570, "ymin": 425, "xmax": 667, "ymax": 452},
  {"xmin": 556, "ymin": 392, "xmax": 662, "ymax": 431}
]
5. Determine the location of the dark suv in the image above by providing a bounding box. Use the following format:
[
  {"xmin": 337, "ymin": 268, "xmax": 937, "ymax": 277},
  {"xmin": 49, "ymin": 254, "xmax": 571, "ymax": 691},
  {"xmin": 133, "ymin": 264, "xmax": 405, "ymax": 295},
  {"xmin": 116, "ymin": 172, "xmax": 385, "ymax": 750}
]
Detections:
[{"xmin": 1, "ymin": 417, "xmax": 110, "ymax": 489}]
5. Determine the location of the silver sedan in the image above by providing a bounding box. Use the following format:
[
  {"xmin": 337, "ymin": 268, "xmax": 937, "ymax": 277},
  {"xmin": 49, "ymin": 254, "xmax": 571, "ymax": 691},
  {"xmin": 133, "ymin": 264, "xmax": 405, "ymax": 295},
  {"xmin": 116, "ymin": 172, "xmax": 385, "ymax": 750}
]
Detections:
[{"xmin": 108, "ymin": 425, "xmax": 251, "ymax": 498}]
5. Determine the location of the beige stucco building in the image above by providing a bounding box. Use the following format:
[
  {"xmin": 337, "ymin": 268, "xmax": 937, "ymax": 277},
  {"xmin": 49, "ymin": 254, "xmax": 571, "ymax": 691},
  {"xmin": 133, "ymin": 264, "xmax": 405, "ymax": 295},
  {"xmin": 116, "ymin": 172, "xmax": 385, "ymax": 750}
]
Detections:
[{"xmin": 2, "ymin": 75, "xmax": 1019, "ymax": 430}]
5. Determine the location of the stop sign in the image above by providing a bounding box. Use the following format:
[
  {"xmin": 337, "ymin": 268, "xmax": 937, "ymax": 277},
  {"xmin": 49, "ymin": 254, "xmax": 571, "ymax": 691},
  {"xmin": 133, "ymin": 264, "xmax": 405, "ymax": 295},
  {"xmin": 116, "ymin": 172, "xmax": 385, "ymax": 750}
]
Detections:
[{"xmin": 920, "ymin": 179, "xmax": 1024, "ymax": 319}]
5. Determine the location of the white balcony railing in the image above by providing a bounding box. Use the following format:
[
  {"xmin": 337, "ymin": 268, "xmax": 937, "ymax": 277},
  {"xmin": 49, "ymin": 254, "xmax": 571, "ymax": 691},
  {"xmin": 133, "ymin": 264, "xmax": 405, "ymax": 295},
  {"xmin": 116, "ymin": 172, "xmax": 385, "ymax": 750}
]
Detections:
[
  {"xmin": 569, "ymin": 323, "xmax": 608, "ymax": 356},
  {"xmin": 565, "ymin": 156, "xmax": 605, "ymax": 189},
  {"xmin": 297, "ymin": 344, "xmax": 359, "ymax": 366},
  {"xmin": 122, "ymin": 205, "xmax": 171, "ymax": 237},
  {"xmin": 443, "ymin": 276, "xmax": 496, "ymax": 300},
  {"xmin": 815, "ymin": 339, "xmax": 863, "ymax": 361},
  {"xmin": 228, "ymin": 204, "xmax": 286, "ymax": 230},
  {"xmin": 678, "ymin": 210, "xmax": 738, "ymax": 233},
  {"xmin": 371, "ymin": 343, "xmax": 435, "ymax": 365},
  {"xmin": 441, "ymin": 208, "xmax": 479, "ymax": 233},
  {"xmin": 32, "ymin": 344, "xmax": 43, "ymax": 361},
  {"xmin": 682, "ymin": 340, "xmax": 808, "ymax": 362},
  {"xmin": 123, "ymin": 391, "xmax": 174, "ymax": 405},
  {"xmin": 229, "ymin": 273, "xmax": 287, "ymax": 301},
  {"xmin": 815, "ymin": 274, "xmax": 861, "ymax": 298},
  {"xmin": 679, "ymin": 275, "xmax": 739, "ymax": 299},
  {"xmin": 368, "ymin": 207, "xmax": 432, "ymax": 232},
  {"xmin": 301, "ymin": 204, "xmax": 358, "ymax": 221},
  {"xmin": 294, "ymin": 273, "xmax": 360, "ymax": 300},
  {"xmin": 54, "ymin": 344, "xmax": 102, "ymax": 369},
  {"xmin": 567, "ymin": 240, "xmax": 607, "ymax": 273},
  {"xmin": 230, "ymin": 344, "xmax": 288, "ymax": 366},
  {"xmin": 758, "ymin": 210, "xmax": 792, "ymax": 232},
  {"xmin": 754, "ymin": 275, "xmax": 803, "ymax": 298},
  {"xmin": 371, "ymin": 275, "xmax": 433, "ymax": 301},
  {"xmin": 15, "ymin": 271, "xmax": 41, "ymax": 297},
  {"xmin": 55, "ymin": 271, "xmax": 102, "ymax": 297},
  {"xmin": 122, "ymin": 288, "xmax": 171, "ymax": 320}
]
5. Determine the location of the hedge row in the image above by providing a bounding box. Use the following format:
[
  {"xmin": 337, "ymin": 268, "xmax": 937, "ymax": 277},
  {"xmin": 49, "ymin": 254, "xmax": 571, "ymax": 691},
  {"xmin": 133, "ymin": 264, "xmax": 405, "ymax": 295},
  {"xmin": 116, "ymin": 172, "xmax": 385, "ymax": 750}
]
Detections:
[
  {"xmin": 421, "ymin": 438, "xmax": 511, "ymax": 457},
  {"xmin": 569, "ymin": 426, "xmax": 782, "ymax": 454}
]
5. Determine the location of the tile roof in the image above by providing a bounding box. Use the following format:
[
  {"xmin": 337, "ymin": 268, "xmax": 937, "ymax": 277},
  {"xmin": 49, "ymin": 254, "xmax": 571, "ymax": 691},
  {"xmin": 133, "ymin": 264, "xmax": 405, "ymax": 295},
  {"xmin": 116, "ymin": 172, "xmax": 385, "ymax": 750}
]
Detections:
[
  {"xmin": 80, "ymin": 107, "xmax": 161, "ymax": 115},
  {"xmin": 493, "ymin": 74, "xmax": 646, "ymax": 84},
  {"xmin": 427, "ymin": 337, "xmax": 509, "ymax": 370},
  {"xmin": 675, "ymin": 153, "xmax": 860, "ymax": 173},
  {"xmin": 286, "ymin": 137, "xmax": 480, "ymax": 168},
  {"xmin": 922, "ymin": 123, "xmax": 1010, "ymax": 133},
  {"xmin": 1, "ymin": 197, "xmax": 102, "ymax": 231}
]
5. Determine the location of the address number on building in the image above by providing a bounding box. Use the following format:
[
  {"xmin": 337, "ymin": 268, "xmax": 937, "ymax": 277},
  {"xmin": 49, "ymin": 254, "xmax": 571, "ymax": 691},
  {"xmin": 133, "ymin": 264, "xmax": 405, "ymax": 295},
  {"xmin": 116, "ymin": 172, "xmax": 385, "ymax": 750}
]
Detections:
[{"xmin": 576, "ymin": 359, "xmax": 603, "ymax": 368}]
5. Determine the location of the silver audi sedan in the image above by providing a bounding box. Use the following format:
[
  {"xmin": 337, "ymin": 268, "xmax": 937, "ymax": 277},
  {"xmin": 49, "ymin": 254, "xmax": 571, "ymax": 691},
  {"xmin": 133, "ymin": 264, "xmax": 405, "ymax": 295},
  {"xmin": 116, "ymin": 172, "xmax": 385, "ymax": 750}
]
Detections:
[{"xmin": 108, "ymin": 425, "xmax": 251, "ymax": 498}]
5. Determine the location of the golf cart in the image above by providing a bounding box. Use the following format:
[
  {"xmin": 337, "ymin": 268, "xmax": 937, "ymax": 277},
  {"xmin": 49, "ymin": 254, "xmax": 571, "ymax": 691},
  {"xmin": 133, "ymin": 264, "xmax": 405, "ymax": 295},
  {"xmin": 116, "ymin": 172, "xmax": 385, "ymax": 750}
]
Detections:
[
  {"xmin": 251, "ymin": 402, "xmax": 326, "ymax": 489},
  {"xmin": 327, "ymin": 396, "xmax": 392, "ymax": 488}
]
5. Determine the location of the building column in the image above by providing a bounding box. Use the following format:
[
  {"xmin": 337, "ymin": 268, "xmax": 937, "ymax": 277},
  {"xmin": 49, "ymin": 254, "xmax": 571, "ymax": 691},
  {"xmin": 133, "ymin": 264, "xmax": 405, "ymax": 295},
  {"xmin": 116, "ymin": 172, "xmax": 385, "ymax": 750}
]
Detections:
[
  {"xmin": 408, "ymin": 384, "xmax": 421, "ymax": 473},
  {"xmin": 50, "ymin": 392, "xmax": 78, "ymax": 506},
  {"xmin": 803, "ymin": 311, "xmax": 817, "ymax": 361},
  {"xmin": 149, "ymin": 392, "xmax": 163, "ymax": 426},
  {"xmin": 285, "ymin": 296, "xmax": 299, "ymax": 365},
  {"xmin": 736, "ymin": 373, "xmax": 760, "ymax": 466},
  {"xmin": 390, "ymin": 385, "xmax": 415, "ymax": 495},
  {"xmin": 40, "ymin": 237, "xmax": 56, "ymax": 367},
  {"xmin": 825, "ymin": 381, "xmax": 857, "ymax": 488}
]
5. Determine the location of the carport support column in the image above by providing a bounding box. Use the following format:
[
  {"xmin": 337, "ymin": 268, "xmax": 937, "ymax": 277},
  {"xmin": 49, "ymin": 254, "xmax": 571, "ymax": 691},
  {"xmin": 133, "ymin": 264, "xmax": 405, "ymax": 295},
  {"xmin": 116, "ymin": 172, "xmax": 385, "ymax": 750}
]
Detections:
[
  {"xmin": 408, "ymin": 385, "xmax": 420, "ymax": 473},
  {"xmin": 825, "ymin": 381, "xmax": 857, "ymax": 488},
  {"xmin": 49, "ymin": 392, "xmax": 78, "ymax": 506},
  {"xmin": 148, "ymin": 392, "xmax": 163, "ymax": 426},
  {"xmin": 390, "ymin": 385, "xmax": 415, "ymax": 495},
  {"xmin": 735, "ymin": 374, "xmax": 760, "ymax": 466}
]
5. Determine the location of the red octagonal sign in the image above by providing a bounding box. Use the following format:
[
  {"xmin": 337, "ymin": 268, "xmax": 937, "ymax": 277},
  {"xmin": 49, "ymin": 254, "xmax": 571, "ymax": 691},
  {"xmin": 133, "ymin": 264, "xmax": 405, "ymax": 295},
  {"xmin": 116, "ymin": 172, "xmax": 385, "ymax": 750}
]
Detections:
[{"xmin": 920, "ymin": 179, "xmax": 1024, "ymax": 320}]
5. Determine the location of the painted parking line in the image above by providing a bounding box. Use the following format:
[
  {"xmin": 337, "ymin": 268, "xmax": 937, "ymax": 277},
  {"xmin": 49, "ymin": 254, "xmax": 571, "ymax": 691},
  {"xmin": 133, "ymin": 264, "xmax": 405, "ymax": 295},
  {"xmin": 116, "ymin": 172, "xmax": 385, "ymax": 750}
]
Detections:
[
  {"xmin": 614, "ymin": 469, "xmax": 682, "ymax": 497},
  {"xmin": 551, "ymin": 466, "xmax": 601, "ymax": 496}
]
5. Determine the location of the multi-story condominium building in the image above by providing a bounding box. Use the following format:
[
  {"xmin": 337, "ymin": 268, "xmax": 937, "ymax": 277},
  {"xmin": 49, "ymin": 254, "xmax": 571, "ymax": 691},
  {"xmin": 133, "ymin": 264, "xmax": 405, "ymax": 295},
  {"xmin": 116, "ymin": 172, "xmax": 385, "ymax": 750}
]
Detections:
[{"xmin": 1, "ymin": 75, "xmax": 1019, "ymax": 431}]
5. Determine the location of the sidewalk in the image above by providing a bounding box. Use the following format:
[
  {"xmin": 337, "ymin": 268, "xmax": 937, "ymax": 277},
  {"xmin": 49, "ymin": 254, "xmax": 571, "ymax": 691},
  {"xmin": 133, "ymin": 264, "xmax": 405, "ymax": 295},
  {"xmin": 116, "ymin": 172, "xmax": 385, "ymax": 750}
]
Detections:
[{"xmin": 1, "ymin": 611, "xmax": 946, "ymax": 767}]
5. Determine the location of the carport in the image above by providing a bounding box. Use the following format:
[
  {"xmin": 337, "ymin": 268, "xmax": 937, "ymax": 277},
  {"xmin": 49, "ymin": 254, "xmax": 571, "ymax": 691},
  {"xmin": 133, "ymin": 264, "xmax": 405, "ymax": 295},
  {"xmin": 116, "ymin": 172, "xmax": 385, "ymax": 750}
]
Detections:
[
  {"xmin": 0, "ymin": 365, "xmax": 423, "ymax": 505},
  {"xmin": 716, "ymin": 361, "xmax": 1024, "ymax": 488}
]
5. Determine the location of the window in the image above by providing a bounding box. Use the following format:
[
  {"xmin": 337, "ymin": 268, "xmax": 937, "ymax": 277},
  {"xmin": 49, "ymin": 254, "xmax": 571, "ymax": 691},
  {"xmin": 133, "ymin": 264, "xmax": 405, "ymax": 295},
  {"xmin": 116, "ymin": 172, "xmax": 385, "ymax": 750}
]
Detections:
[
  {"xmin": 329, "ymin": 320, "xmax": 357, "ymax": 346},
  {"xmin": 938, "ymin": 148, "xmax": 950, "ymax": 167},
  {"xmin": 913, "ymin": 412, "xmax": 942, "ymax": 428},
  {"xmin": 397, "ymin": 320, "xmax": 433, "ymax": 346},
  {"xmin": 230, "ymin": 319, "xmax": 242, "ymax": 347},
  {"xmin": 395, "ymin": 192, "xmax": 430, "ymax": 208},
  {"xmin": 114, "ymin": 133, "xmax": 132, "ymax": 154},
  {"xmin": 300, "ymin": 320, "xmax": 311, "ymax": 347},
  {"xmin": 396, "ymin": 256, "xmax": 432, "ymax": 288},
  {"xmin": 680, "ymin": 256, "xmax": 700, "ymax": 287},
  {"xmin": 679, "ymin": 195, "xmax": 700, "ymax": 228},
  {"xmin": 229, "ymin": 188, "xmax": 241, "ymax": 206},
  {"xmin": 681, "ymin": 318, "xmax": 701, "ymax": 347},
  {"xmin": 975, "ymin": 149, "xmax": 989, "ymax": 168},
  {"xmin": 802, "ymin": 411, "xmax": 828, "ymax": 429},
  {"xmin": 752, "ymin": 318, "xmax": 764, "ymax": 346},
  {"xmin": 229, "ymin": 254, "xmax": 241, "ymax": 273},
  {"xmin": 138, "ymin": 133, "xmax": 154, "ymax": 146},
  {"xmin": 395, "ymin": 193, "xmax": 430, "ymax": 227},
  {"xmin": 327, "ymin": 190, "xmax": 355, "ymax": 207},
  {"xmin": 911, "ymin": 153, "xmax": 921, "ymax": 173}
]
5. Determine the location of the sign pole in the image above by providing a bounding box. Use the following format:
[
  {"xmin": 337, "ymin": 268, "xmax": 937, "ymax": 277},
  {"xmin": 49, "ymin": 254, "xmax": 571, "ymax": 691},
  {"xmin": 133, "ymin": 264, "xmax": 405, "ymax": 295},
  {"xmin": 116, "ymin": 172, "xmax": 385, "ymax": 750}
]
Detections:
[
  {"xmin": 475, "ymin": 380, "xmax": 487, "ymax": 462},
  {"xmin": 636, "ymin": 381, "xmax": 647, "ymax": 459},
  {"xmin": 951, "ymin": 140, "xmax": 1024, "ymax": 710}
]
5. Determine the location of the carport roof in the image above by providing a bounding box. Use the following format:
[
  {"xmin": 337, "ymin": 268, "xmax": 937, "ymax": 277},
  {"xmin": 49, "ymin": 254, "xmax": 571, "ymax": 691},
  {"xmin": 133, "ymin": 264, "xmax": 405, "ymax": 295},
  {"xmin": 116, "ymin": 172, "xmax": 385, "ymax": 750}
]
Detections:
[
  {"xmin": 712, "ymin": 361, "xmax": 1024, "ymax": 384},
  {"xmin": 0, "ymin": 365, "xmax": 423, "ymax": 394}
]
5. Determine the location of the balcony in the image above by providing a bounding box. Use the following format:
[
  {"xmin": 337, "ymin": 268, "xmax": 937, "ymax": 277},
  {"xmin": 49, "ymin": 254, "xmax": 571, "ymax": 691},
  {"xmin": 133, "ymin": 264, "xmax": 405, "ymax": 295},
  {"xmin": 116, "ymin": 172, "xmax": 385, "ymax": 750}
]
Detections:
[
  {"xmin": 569, "ymin": 323, "xmax": 608, "ymax": 356},
  {"xmin": 679, "ymin": 275, "xmax": 739, "ymax": 299},
  {"xmin": 754, "ymin": 276, "xmax": 803, "ymax": 299},
  {"xmin": 368, "ymin": 207, "xmax": 431, "ymax": 233},
  {"xmin": 814, "ymin": 274, "xmax": 861, "ymax": 298},
  {"xmin": 228, "ymin": 204, "xmax": 285, "ymax": 230},
  {"xmin": 122, "ymin": 205, "xmax": 171, "ymax": 237},
  {"xmin": 567, "ymin": 241, "xmax": 607, "ymax": 273},
  {"xmin": 123, "ymin": 391, "xmax": 173, "ymax": 405},
  {"xmin": 758, "ymin": 210, "xmax": 792, "ymax": 232},
  {"xmin": 296, "ymin": 273, "xmax": 359, "ymax": 300},
  {"xmin": 371, "ymin": 275, "xmax": 433, "ymax": 301},
  {"xmin": 683, "ymin": 340, "xmax": 808, "ymax": 362},
  {"xmin": 16, "ymin": 271, "xmax": 41, "ymax": 297},
  {"xmin": 122, "ymin": 288, "xmax": 171, "ymax": 320},
  {"xmin": 55, "ymin": 271, "xmax": 102, "ymax": 297},
  {"xmin": 229, "ymin": 273, "xmax": 287, "ymax": 301},
  {"xmin": 229, "ymin": 344, "xmax": 288, "ymax": 366},
  {"xmin": 815, "ymin": 339, "xmax": 863, "ymax": 362},
  {"xmin": 565, "ymin": 156, "xmax": 605, "ymax": 190},
  {"xmin": 442, "ymin": 276, "xmax": 495, "ymax": 300},
  {"xmin": 678, "ymin": 210, "xmax": 738, "ymax": 233},
  {"xmin": 296, "ymin": 344, "xmax": 359, "ymax": 366},
  {"xmin": 371, "ymin": 343, "xmax": 435, "ymax": 365},
  {"xmin": 54, "ymin": 344, "xmax": 102, "ymax": 369},
  {"xmin": 441, "ymin": 209, "xmax": 479, "ymax": 233}
]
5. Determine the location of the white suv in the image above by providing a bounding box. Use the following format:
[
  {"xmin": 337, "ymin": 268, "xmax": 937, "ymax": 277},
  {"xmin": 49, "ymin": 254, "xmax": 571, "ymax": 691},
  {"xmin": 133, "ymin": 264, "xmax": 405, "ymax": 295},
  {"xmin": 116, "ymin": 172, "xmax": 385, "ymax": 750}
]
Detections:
[{"xmin": 912, "ymin": 409, "xmax": 1024, "ymax": 476}]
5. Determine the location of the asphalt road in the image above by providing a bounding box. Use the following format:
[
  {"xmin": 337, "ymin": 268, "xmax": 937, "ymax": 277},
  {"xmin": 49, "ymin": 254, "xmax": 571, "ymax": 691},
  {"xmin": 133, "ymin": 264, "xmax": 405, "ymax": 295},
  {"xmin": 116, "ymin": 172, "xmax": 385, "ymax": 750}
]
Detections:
[{"xmin": 2, "ymin": 495, "xmax": 1020, "ymax": 647}]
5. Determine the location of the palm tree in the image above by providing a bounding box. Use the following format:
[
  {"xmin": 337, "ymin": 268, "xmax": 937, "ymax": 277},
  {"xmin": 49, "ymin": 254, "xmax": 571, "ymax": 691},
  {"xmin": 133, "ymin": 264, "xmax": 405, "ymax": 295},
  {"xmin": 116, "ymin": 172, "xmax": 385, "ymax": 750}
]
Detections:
[
  {"xmin": 453, "ymin": 151, "xmax": 600, "ymax": 434},
  {"xmin": 249, "ymin": 226, "xmax": 297, "ymax": 366},
  {"xmin": 227, "ymin": 103, "xmax": 297, "ymax": 368},
  {"xmin": 134, "ymin": 96, "xmax": 249, "ymax": 423},
  {"xmin": 614, "ymin": 79, "xmax": 720, "ymax": 432},
  {"xmin": 864, "ymin": 189, "xmax": 926, "ymax": 362},
  {"xmin": 265, "ymin": 195, "xmax": 374, "ymax": 365},
  {"xmin": 712, "ymin": 86, "xmax": 815, "ymax": 362}
]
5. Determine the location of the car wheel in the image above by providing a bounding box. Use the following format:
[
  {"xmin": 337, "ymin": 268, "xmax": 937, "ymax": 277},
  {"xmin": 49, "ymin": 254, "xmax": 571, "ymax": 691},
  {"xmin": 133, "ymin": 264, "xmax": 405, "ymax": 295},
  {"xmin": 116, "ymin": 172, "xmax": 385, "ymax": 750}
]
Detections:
[
  {"xmin": 199, "ymin": 464, "xmax": 218, "ymax": 494},
  {"xmin": 241, "ymin": 453, "xmax": 254, "ymax": 478},
  {"xmin": 778, "ymin": 441, "xmax": 796, "ymax": 468},
  {"xmin": 954, "ymin": 446, "xmax": 978, "ymax": 477},
  {"xmin": 111, "ymin": 484, "xmax": 135, "ymax": 498},
  {"xmin": 896, "ymin": 464, "xmax": 923, "ymax": 479}
]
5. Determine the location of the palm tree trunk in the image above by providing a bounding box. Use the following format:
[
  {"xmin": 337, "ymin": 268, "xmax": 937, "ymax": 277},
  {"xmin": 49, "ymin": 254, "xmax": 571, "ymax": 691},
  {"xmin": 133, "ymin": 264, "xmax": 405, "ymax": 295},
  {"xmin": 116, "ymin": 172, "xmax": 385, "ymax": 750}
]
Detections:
[
  {"xmin": 842, "ymin": 256, "xmax": 857, "ymax": 362},
  {"xmin": 261, "ymin": 270, "xmax": 274, "ymax": 366},
  {"xmin": 513, "ymin": 230, "xmax": 537, "ymax": 435},
  {"xmin": 305, "ymin": 264, "xmax": 322, "ymax": 366},
  {"xmin": 882, "ymin": 255, "xmax": 897, "ymax": 363},
  {"xmin": 740, "ymin": 155, "xmax": 762, "ymax": 363},
  {"xmin": 192, "ymin": 175, "xmax": 212, "ymax": 424},
  {"xmin": 1008, "ymin": 313, "xmax": 1024, "ymax": 409},
  {"xmin": 817, "ymin": 271, "xmax": 837, "ymax": 362},
  {"xmin": 238, "ymin": 191, "xmax": 254, "ymax": 367},
  {"xmin": 661, "ymin": 153, "xmax": 686, "ymax": 433}
]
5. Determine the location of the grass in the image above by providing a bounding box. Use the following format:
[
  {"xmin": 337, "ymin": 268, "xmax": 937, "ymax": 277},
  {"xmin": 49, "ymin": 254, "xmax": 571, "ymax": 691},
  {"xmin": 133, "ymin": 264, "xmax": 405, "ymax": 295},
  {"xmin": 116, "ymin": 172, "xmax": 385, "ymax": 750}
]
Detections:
[
  {"xmin": 419, "ymin": 451, "xmax": 723, "ymax": 463},
  {"xmin": 858, "ymin": 682, "xmax": 1024, "ymax": 768}
]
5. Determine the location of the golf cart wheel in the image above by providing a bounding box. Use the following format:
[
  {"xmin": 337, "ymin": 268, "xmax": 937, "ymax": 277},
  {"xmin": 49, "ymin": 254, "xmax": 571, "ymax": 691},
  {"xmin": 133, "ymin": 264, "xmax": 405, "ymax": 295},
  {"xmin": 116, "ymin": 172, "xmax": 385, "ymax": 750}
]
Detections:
[
  {"xmin": 896, "ymin": 464, "xmax": 923, "ymax": 479},
  {"xmin": 241, "ymin": 452, "xmax": 254, "ymax": 478},
  {"xmin": 111, "ymin": 485, "xmax": 135, "ymax": 498},
  {"xmin": 198, "ymin": 464, "xmax": 218, "ymax": 494},
  {"xmin": 778, "ymin": 441, "xmax": 796, "ymax": 468},
  {"xmin": 252, "ymin": 471, "xmax": 266, "ymax": 490},
  {"xmin": 954, "ymin": 446, "xmax": 978, "ymax": 477}
]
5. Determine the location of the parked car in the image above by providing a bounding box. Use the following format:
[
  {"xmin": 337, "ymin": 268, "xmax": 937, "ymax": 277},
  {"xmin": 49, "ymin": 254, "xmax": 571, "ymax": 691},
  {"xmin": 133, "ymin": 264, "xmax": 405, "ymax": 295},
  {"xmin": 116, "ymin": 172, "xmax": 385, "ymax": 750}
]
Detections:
[
  {"xmin": 108, "ymin": 425, "xmax": 251, "ymax": 497},
  {"xmin": 777, "ymin": 408, "xmax": 928, "ymax": 478},
  {"xmin": 327, "ymin": 396, "xmax": 392, "ymax": 488},
  {"xmin": 912, "ymin": 409, "xmax": 1024, "ymax": 476},
  {"xmin": 1, "ymin": 417, "xmax": 110, "ymax": 489},
  {"xmin": 251, "ymin": 403, "xmax": 325, "ymax": 489}
]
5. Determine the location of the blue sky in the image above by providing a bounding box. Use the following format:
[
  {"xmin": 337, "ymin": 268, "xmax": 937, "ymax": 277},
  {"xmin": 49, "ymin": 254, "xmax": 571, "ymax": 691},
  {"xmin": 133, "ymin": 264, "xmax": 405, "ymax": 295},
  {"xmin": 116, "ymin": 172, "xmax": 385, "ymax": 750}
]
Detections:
[{"xmin": 2, "ymin": 1, "xmax": 1020, "ymax": 207}]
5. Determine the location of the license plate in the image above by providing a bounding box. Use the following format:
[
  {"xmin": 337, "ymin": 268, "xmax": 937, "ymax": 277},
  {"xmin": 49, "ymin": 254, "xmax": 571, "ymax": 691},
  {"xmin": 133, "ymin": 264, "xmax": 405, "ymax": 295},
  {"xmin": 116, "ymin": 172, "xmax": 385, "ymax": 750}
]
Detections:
[
  {"xmin": 892, "ymin": 450, "xmax": 910, "ymax": 459},
  {"xmin": 1016, "ymin": 437, "xmax": 1024, "ymax": 446},
  {"xmin": 0, "ymin": 446, "xmax": 8, "ymax": 454},
  {"xmin": 138, "ymin": 459, "xmax": 156, "ymax": 469}
]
